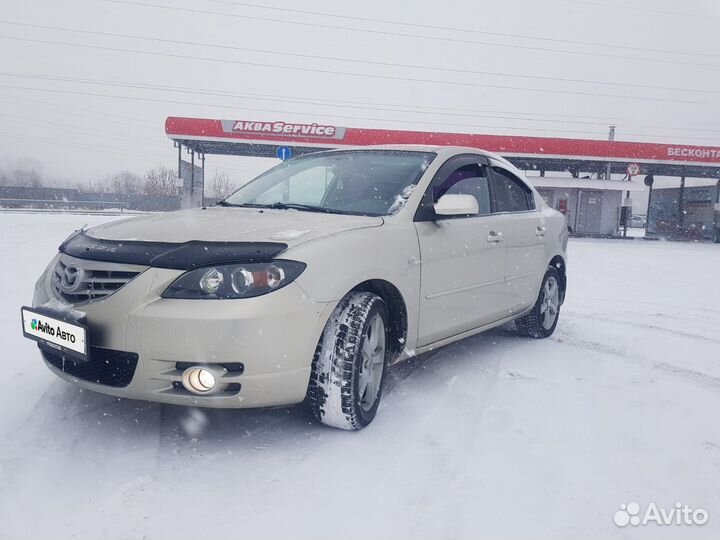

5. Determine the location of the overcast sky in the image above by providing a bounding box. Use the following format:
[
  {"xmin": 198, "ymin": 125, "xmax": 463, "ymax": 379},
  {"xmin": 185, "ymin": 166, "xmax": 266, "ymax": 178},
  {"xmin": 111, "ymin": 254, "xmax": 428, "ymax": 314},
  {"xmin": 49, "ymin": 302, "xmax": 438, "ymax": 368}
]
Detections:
[{"xmin": 1, "ymin": 0, "xmax": 719, "ymax": 186}]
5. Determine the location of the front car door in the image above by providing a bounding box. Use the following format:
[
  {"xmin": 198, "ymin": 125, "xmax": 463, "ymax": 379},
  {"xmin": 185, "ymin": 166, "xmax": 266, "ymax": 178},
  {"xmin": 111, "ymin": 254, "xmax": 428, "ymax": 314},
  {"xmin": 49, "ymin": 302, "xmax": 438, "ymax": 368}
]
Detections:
[
  {"xmin": 488, "ymin": 162, "xmax": 548, "ymax": 313},
  {"xmin": 414, "ymin": 155, "xmax": 510, "ymax": 346}
]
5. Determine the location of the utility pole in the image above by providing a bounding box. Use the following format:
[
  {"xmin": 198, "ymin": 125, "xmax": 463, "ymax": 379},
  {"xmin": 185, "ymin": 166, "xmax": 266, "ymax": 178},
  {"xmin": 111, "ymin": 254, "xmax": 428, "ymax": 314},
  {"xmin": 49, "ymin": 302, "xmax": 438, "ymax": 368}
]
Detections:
[{"xmin": 605, "ymin": 125, "xmax": 616, "ymax": 180}]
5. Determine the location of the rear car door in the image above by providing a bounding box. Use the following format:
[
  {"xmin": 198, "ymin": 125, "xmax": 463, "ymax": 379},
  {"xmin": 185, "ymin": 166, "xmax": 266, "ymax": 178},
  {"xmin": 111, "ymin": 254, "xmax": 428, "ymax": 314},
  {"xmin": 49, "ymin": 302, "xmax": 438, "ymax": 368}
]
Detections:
[
  {"xmin": 414, "ymin": 155, "xmax": 510, "ymax": 346},
  {"xmin": 488, "ymin": 164, "xmax": 547, "ymax": 312}
]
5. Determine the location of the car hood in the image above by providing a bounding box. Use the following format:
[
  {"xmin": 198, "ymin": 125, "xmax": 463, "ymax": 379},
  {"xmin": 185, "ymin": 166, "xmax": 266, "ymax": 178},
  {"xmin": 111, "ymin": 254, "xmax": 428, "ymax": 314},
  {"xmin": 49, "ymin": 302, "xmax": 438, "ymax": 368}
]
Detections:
[{"xmin": 86, "ymin": 207, "xmax": 384, "ymax": 246}]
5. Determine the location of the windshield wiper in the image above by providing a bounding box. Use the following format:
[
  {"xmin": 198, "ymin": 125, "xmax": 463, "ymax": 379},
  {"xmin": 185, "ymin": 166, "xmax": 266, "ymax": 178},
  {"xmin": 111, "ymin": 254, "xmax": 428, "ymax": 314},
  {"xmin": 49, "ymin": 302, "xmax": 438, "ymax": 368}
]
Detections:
[
  {"xmin": 217, "ymin": 201, "xmax": 358, "ymax": 215},
  {"xmin": 214, "ymin": 201, "xmax": 266, "ymax": 208},
  {"xmin": 261, "ymin": 202, "xmax": 341, "ymax": 214}
]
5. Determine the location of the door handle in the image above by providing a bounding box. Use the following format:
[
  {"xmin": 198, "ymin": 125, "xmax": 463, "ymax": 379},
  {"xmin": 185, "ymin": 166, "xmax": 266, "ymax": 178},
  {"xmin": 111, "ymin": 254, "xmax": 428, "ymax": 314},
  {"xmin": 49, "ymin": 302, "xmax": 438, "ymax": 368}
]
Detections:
[
  {"xmin": 487, "ymin": 231, "xmax": 504, "ymax": 243},
  {"xmin": 536, "ymin": 226, "xmax": 547, "ymax": 237}
]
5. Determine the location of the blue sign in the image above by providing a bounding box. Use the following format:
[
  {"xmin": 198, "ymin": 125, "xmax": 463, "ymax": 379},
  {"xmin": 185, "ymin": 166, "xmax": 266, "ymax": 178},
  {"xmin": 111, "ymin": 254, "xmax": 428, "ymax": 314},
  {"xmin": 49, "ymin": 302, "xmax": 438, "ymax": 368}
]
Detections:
[{"xmin": 276, "ymin": 146, "xmax": 293, "ymax": 161}]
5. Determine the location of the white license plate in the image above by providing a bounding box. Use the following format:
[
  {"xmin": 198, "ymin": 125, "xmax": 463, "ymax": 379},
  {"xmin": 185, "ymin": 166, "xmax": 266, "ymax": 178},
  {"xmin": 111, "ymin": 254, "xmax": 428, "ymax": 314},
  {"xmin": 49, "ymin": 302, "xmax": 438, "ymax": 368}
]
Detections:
[{"xmin": 21, "ymin": 307, "xmax": 88, "ymax": 360}]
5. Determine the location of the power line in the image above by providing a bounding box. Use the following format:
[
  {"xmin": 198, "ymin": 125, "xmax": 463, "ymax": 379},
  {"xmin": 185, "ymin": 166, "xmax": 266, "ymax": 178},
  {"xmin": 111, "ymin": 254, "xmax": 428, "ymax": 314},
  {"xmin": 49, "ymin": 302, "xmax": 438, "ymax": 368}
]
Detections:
[
  {"xmin": 0, "ymin": 83, "xmax": 621, "ymax": 125},
  {"xmin": 0, "ymin": 112, "xmax": 167, "ymax": 149},
  {"xmin": 0, "ymin": 82, "xmax": 608, "ymax": 137},
  {"xmin": 0, "ymin": 72, "xmax": 620, "ymax": 128},
  {"xmin": 203, "ymin": 0, "xmax": 720, "ymax": 58},
  {"xmin": 10, "ymin": 18, "xmax": 700, "ymax": 127},
  {"xmin": 563, "ymin": 0, "xmax": 708, "ymax": 18},
  {"xmin": 100, "ymin": 0, "xmax": 720, "ymax": 69},
  {"xmin": 0, "ymin": 34, "xmax": 705, "ymax": 105},
  {"xmin": 4, "ymin": 71, "xmax": 720, "ymax": 134},
  {"xmin": 0, "ymin": 130, "xmax": 168, "ymax": 161},
  {"xmin": 0, "ymin": 82, "xmax": 718, "ymax": 143},
  {"xmin": 0, "ymin": 31, "xmax": 628, "ymax": 125},
  {"xmin": 0, "ymin": 19, "xmax": 716, "ymax": 96},
  {"xmin": 7, "ymin": 29, "xmax": 601, "ymax": 133},
  {"xmin": 0, "ymin": 92, "xmax": 159, "ymax": 130},
  {"xmin": 0, "ymin": 77, "xmax": 635, "ymax": 129}
]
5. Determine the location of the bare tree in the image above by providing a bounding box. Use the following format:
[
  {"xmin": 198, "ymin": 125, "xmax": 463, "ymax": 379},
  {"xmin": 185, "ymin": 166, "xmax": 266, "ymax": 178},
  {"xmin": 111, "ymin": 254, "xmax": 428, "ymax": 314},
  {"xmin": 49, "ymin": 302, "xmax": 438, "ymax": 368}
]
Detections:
[
  {"xmin": 10, "ymin": 168, "xmax": 43, "ymax": 187},
  {"xmin": 209, "ymin": 170, "xmax": 235, "ymax": 199},
  {"xmin": 109, "ymin": 170, "xmax": 143, "ymax": 194},
  {"xmin": 75, "ymin": 179, "xmax": 98, "ymax": 193},
  {"xmin": 143, "ymin": 165, "xmax": 178, "ymax": 196}
]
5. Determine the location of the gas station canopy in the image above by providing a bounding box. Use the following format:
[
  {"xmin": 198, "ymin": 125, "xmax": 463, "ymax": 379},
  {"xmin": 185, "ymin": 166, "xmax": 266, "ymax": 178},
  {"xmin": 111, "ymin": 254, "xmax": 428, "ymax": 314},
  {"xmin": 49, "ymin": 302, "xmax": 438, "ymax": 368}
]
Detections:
[{"xmin": 166, "ymin": 116, "xmax": 720, "ymax": 178}]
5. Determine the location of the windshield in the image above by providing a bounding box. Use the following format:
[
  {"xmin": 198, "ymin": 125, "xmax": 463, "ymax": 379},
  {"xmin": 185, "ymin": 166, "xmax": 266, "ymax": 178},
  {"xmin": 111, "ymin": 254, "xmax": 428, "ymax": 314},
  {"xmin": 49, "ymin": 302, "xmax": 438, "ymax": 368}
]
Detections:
[{"xmin": 223, "ymin": 150, "xmax": 435, "ymax": 216}]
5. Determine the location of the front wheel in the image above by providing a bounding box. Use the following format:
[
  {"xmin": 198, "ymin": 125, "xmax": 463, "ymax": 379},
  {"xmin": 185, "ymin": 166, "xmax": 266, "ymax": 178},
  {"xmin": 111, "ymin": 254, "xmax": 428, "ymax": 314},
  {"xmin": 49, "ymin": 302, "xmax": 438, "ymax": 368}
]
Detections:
[
  {"xmin": 307, "ymin": 292, "xmax": 389, "ymax": 430},
  {"xmin": 515, "ymin": 267, "xmax": 562, "ymax": 338}
]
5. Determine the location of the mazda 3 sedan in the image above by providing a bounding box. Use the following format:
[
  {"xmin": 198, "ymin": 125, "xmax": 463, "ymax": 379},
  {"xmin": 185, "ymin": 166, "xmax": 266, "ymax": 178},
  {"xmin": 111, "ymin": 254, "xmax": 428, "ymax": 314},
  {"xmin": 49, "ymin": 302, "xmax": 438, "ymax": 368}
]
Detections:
[{"xmin": 22, "ymin": 146, "xmax": 568, "ymax": 430}]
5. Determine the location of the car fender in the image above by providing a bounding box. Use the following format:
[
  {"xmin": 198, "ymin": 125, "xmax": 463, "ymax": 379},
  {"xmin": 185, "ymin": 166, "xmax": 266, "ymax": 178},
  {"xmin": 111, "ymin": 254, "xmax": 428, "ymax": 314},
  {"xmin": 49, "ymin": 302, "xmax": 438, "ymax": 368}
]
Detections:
[
  {"xmin": 284, "ymin": 221, "xmax": 421, "ymax": 351},
  {"xmin": 538, "ymin": 206, "xmax": 569, "ymax": 302}
]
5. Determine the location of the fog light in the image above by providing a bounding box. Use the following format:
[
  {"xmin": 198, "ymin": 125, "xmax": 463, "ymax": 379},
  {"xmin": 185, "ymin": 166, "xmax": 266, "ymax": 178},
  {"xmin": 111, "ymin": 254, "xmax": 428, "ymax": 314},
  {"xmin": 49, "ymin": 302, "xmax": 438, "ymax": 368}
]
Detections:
[{"xmin": 182, "ymin": 366, "xmax": 217, "ymax": 395}]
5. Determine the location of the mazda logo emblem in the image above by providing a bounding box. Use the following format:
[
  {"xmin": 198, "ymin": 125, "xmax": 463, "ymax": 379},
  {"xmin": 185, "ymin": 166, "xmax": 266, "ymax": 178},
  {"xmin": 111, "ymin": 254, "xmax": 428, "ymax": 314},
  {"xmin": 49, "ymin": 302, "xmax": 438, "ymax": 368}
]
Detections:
[{"xmin": 60, "ymin": 265, "xmax": 85, "ymax": 292}]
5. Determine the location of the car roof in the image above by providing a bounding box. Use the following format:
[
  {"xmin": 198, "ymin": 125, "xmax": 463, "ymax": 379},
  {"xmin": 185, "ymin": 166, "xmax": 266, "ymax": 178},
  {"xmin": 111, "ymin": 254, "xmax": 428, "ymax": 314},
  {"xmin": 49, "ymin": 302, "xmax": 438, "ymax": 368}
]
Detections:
[
  {"xmin": 319, "ymin": 144, "xmax": 494, "ymax": 155},
  {"xmin": 311, "ymin": 145, "xmax": 518, "ymax": 171}
]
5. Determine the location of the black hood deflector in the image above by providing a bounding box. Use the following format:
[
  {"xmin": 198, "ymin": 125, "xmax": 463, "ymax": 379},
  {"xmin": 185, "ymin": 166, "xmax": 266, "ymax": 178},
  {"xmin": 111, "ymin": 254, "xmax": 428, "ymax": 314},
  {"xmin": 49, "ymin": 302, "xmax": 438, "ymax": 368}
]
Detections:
[{"xmin": 59, "ymin": 231, "xmax": 288, "ymax": 270}]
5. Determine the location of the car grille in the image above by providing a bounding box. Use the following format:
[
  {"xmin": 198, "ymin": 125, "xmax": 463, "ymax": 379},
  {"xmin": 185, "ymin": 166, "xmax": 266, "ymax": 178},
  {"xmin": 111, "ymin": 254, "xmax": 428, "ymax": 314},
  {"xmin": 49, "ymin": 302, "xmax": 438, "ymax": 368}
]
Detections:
[
  {"xmin": 51, "ymin": 256, "xmax": 142, "ymax": 304},
  {"xmin": 41, "ymin": 345, "xmax": 139, "ymax": 387}
]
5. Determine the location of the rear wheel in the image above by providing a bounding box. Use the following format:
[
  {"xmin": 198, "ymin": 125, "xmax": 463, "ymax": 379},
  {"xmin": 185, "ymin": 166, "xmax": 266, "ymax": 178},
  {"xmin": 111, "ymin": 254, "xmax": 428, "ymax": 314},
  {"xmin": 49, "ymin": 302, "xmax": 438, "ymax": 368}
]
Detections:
[
  {"xmin": 515, "ymin": 267, "xmax": 561, "ymax": 338},
  {"xmin": 307, "ymin": 292, "xmax": 389, "ymax": 430}
]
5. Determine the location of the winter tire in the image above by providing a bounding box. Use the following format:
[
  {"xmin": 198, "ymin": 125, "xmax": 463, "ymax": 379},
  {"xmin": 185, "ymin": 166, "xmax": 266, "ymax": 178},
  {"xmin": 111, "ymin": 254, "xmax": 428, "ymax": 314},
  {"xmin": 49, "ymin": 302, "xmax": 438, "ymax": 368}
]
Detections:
[
  {"xmin": 515, "ymin": 266, "xmax": 562, "ymax": 339},
  {"xmin": 307, "ymin": 292, "xmax": 389, "ymax": 430}
]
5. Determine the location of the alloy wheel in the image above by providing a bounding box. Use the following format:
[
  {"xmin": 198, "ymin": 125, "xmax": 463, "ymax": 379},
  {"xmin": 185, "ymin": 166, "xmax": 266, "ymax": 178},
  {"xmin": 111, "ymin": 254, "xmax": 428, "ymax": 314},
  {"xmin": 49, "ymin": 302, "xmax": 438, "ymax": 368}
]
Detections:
[
  {"xmin": 358, "ymin": 314, "xmax": 386, "ymax": 412},
  {"xmin": 540, "ymin": 276, "xmax": 560, "ymax": 330}
]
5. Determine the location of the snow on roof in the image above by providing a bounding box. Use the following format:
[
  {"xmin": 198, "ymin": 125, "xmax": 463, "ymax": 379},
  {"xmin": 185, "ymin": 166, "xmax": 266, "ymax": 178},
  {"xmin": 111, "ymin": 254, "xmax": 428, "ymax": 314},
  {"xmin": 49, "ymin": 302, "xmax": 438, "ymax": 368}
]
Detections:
[{"xmin": 528, "ymin": 176, "xmax": 646, "ymax": 192}]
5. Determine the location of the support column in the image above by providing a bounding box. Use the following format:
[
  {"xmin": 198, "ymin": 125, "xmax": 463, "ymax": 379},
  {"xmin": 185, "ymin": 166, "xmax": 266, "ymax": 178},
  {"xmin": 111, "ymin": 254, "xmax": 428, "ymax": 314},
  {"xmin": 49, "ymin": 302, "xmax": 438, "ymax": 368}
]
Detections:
[
  {"xmin": 645, "ymin": 175, "xmax": 654, "ymax": 235},
  {"xmin": 176, "ymin": 141, "xmax": 182, "ymax": 181},
  {"xmin": 714, "ymin": 179, "xmax": 720, "ymax": 242},
  {"xmin": 178, "ymin": 147, "xmax": 206, "ymax": 208},
  {"xmin": 678, "ymin": 175, "xmax": 686, "ymax": 229},
  {"xmin": 190, "ymin": 149, "xmax": 195, "ymax": 201},
  {"xmin": 199, "ymin": 153, "xmax": 206, "ymax": 207}
]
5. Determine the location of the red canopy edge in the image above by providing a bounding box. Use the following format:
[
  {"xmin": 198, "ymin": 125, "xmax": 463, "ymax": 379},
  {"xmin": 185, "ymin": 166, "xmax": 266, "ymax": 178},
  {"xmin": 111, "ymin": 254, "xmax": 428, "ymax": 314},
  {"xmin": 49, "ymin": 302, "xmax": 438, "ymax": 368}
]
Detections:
[{"xmin": 165, "ymin": 117, "xmax": 720, "ymax": 167}]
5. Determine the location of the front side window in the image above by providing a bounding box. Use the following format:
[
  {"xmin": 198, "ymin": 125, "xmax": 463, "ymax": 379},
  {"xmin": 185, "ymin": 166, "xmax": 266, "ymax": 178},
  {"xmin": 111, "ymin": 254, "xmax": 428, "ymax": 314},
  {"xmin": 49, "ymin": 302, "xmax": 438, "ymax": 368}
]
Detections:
[
  {"xmin": 491, "ymin": 167, "xmax": 535, "ymax": 212},
  {"xmin": 434, "ymin": 163, "xmax": 491, "ymax": 215},
  {"xmin": 224, "ymin": 150, "xmax": 436, "ymax": 216}
]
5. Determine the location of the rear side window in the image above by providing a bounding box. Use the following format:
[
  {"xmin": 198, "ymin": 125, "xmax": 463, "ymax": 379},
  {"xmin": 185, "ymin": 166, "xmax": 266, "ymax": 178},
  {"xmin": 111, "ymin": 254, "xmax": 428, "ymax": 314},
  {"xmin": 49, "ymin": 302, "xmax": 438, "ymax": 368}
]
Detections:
[{"xmin": 491, "ymin": 167, "xmax": 535, "ymax": 212}]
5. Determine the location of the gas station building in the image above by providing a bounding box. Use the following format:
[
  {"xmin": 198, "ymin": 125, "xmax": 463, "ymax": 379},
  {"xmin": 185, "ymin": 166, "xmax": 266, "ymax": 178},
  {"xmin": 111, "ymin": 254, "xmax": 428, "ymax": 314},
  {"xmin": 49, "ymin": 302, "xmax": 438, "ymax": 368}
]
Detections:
[{"xmin": 166, "ymin": 117, "xmax": 720, "ymax": 238}]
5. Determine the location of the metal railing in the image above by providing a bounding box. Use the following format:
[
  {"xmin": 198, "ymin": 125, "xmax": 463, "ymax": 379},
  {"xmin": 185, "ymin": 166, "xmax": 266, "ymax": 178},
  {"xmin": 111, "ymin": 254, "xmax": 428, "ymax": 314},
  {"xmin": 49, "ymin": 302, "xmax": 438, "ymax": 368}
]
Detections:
[{"xmin": 0, "ymin": 198, "xmax": 130, "ymax": 211}]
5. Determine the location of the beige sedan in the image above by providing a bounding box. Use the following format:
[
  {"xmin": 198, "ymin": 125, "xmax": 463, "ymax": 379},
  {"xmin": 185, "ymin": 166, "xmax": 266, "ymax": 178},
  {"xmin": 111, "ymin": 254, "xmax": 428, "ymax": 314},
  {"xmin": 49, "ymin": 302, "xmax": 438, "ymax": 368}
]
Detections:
[{"xmin": 24, "ymin": 146, "xmax": 568, "ymax": 430}]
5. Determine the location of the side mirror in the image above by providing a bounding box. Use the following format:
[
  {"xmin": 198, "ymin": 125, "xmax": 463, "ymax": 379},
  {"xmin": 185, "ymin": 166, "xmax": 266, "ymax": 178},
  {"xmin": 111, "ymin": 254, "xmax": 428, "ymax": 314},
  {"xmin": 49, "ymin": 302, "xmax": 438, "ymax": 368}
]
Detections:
[{"xmin": 433, "ymin": 194, "xmax": 479, "ymax": 217}]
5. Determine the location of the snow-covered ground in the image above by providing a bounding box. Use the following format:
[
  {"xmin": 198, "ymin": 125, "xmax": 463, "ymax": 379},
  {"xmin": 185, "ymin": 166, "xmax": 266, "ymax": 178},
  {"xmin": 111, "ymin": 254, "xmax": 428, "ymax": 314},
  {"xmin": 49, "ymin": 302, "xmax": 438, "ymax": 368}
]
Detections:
[{"xmin": 1, "ymin": 212, "xmax": 719, "ymax": 540}]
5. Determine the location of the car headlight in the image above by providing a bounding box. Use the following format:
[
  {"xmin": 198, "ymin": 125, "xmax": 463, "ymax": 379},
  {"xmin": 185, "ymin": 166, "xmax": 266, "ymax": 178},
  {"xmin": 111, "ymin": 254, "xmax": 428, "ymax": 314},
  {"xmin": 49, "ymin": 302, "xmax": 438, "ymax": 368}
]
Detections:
[{"xmin": 162, "ymin": 261, "xmax": 306, "ymax": 299}]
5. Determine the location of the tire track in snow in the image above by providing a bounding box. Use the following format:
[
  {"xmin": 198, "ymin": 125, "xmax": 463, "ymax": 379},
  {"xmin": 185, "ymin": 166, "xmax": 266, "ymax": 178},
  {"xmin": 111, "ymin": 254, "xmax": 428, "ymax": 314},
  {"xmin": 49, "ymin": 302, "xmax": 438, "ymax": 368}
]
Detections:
[
  {"xmin": 563, "ymin": 310, "xmax": 720, "ymax": 345},
  {"xmin": 0, "ymin": 388, "xmax": 166, "ymax": 538},
  {"xmin": 554, "ymin": 323, "xmax": 720, "ymax": 392},
  {"xmin": 652, "ymin": 362, "xmax": 720, "ymax": 391},
  {"xmin": 569, "ymin": 297, "xmax": 720, "ymax": 317},
  {"xmin": 377, "ymin": 333, "xmax": 511, "ymax": 539}
]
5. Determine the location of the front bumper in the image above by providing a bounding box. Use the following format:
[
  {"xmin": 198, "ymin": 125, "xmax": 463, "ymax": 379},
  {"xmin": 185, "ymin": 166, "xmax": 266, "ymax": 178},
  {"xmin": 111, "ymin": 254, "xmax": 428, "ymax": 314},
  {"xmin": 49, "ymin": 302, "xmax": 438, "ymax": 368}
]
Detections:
[{"xmin": 33, "ymin": 254, "xmax": 336, "ymax": 408}]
